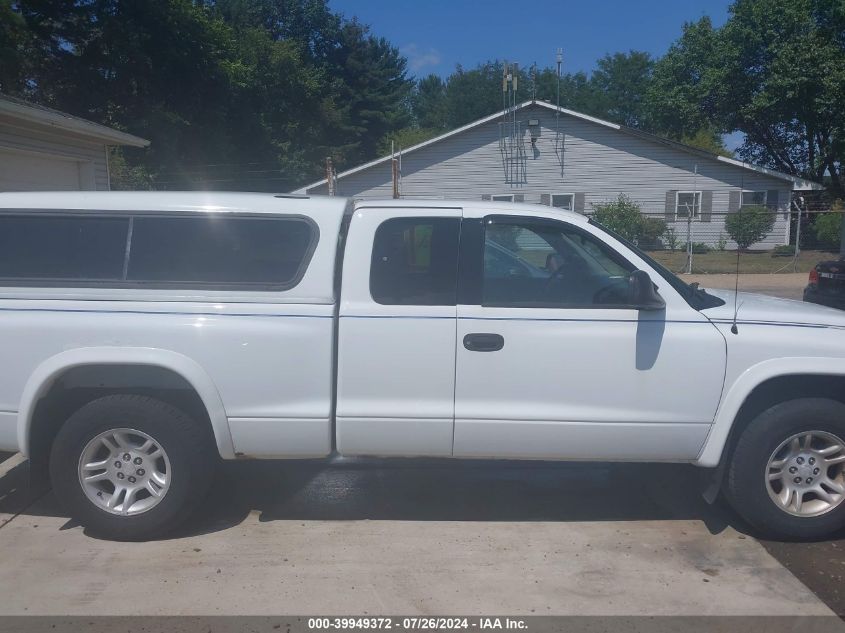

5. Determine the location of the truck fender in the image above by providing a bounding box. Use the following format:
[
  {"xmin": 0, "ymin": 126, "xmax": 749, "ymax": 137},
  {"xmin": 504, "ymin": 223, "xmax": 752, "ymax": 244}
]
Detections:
[
  {"xmin": 696, "ymin": 357, "xmax": 845, "ymax": 468},
  {"xmin": 17, "ymin": 347, "xmax": 235, "ymax": 459}
]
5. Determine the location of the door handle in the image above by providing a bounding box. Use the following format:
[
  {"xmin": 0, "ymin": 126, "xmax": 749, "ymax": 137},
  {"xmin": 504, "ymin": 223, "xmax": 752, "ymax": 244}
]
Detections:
[{"xmin": 463, "ymin": 333, "xmax": 505, "ymax": 352}]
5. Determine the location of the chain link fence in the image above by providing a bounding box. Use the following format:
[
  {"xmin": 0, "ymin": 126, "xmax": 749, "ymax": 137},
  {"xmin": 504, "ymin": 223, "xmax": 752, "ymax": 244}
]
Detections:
[{"xmin": 583, "ymin": 205, "xmax": 844, "ymax": 275}]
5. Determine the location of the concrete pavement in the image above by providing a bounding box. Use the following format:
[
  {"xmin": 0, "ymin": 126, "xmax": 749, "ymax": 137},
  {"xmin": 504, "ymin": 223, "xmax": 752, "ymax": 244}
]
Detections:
[{"xmin": 0, "ymin": 457, "xmax": 836, "ymax": 616}]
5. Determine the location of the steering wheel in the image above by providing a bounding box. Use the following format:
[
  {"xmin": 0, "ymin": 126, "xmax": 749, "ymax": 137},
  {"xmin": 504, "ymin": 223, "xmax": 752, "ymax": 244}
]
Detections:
[
  {"xmin": 544, "ymin": 253, "xmax": 590, "ymax": 286},
  {"xmin": 543, "ymin": 262, "xmax": 570, "ymax": 291}
]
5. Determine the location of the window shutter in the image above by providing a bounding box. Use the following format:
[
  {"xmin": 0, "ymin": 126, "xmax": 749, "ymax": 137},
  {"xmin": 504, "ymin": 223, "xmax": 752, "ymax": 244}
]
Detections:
[
  {"xmin": 665, "ymin": 190, "xmax": 677, "ymax": 222},
  {"xmin": 574, "ymin": 192, "xmax": 585, "ymax": 214},
  {"xmin": 766, "ymin": 189, "xmax": 779, "ymax": 210},
  {"xmin": 514, "ymin": 194, "xmax": 525, "ymax": 203},
  {"xmin": 728, "ymin": 190, "xmax": 741, "ymax": 213},
  {"xmin": 700, "ymin": 191, "xmax": 713, "ymax": 222},
  {"xmin": 481, "ymin": 194, "xmax": 491, "ymax": 201},
  {"xmin": 540, "ymin": 193, "xmax": 551, "ymax": 206}
]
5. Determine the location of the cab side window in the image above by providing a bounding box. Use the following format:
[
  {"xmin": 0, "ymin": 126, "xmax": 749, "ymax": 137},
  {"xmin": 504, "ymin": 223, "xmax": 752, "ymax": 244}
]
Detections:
[
  {"xmin": 482, "ymin": 218, "xmax": 634, "ymax": 308},
  {"xmin": 370, "ymin": 217, "xmax": 460, "ymax": 305}
]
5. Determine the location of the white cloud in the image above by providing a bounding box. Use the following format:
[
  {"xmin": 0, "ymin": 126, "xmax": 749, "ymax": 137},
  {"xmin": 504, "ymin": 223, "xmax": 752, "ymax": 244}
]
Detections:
[{"xmin": 401, "ymin": 43, "xmax": 442, "ymax": 72}]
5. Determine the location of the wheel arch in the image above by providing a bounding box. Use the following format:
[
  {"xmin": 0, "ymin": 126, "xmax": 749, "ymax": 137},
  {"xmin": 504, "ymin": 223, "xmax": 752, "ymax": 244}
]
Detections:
[
  {"xmin": 697, "ymin": 357, "xmax": 845, "ymax": 468},
  {"xmin": 17, "ymin": 347, "xmax": 235, "ymax": 460}
]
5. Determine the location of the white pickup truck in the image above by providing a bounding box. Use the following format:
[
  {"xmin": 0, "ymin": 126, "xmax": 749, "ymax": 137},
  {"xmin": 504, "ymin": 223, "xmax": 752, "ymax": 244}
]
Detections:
[{"xmin": 1, "ymin": 191, "xmax": 844, "ymax": 540}]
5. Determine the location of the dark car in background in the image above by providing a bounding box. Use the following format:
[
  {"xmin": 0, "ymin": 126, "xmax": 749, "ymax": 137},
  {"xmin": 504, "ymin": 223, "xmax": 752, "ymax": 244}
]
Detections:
[{"xmin": 804, "ymin": 257, "xmax": 845, "ymax": 310}]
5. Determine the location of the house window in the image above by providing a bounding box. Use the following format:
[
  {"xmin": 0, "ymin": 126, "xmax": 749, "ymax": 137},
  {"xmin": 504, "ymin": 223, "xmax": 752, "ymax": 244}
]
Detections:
[
  {"xmin": 545, "ymin": 193, "xmax": 574, "ymax": 211},
  {"xmin": 675, "ymin": 191, "xmax": 701, "ymax": 220},
  {"xmin": 741, "ymin": 191, "xmax": 767, "ymax": 207},
  {"xmin": 492, "ymin": 194, "xmax": 515, "ymax": 202}
]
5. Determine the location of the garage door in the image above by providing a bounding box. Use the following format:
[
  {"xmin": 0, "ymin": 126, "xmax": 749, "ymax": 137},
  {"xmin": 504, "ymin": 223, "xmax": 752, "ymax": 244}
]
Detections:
[{"xmin": 0, "ymin": 149, "xmax": 83, "ymax": 191}]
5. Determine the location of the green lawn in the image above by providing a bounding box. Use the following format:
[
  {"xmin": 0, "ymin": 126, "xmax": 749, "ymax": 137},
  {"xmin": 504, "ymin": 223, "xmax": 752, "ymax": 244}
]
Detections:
[
  {"xmin": 506, "ymin": 245, "xmax": 839, "ymax": 275},
  {"xmin": 647, "ymin": 249, "xmax": 839, "ymax": 274}
]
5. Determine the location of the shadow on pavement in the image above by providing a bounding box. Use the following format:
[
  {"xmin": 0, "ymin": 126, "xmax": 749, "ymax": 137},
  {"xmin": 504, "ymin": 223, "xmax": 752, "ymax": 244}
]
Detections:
[
  {"xmin": 173, "ymin": 458, "xmax": 740, "ymax": 539},
  {"xmin": 0, "ymin": 454, "xmax": 50, "ymax": 525}
]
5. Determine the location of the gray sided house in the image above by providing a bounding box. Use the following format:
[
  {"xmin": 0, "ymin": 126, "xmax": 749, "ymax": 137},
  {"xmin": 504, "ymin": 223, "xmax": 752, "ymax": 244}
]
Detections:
[{"xmin": 294, "ymin": 100, "xmax": 821, "ymax": 250}]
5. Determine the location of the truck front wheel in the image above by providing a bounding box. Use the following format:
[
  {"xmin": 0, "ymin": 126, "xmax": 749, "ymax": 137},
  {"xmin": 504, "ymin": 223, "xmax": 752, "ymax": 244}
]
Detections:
[
  {"xmin": 726, "ymin": 397, "xmax": 845, "ymax": 540},
  {"xmin": 49, "ymin": 394, "xmax": 215, "ymax": 540}
]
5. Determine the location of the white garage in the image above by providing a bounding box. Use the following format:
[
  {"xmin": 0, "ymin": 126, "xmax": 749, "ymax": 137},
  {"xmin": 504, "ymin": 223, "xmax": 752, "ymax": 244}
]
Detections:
[{"xmin": 0, "ymin": 94, "xmax": 149, "ymax": 192}]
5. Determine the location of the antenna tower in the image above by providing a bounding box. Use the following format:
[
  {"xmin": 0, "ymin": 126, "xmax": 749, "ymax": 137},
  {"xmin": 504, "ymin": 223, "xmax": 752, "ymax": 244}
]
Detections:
[
  {"xmin": 498, "ymin": 61, "xmax": 526, "ymax": 183},
  {"xmin": 554, "ymin": 48, "xmax": 565, "ymax": 170}
]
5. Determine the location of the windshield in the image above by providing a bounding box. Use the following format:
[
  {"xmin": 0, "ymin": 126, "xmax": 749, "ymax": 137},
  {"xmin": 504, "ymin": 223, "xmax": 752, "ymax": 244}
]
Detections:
[{"xmin": 588, "ymin": 218, "xmax": 725, "ymax": 310}]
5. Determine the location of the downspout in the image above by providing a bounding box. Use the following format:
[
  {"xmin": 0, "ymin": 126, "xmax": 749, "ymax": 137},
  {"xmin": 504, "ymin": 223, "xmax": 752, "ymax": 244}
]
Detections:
[{"xmin": 105, "ymin": 145, "xmax": 112, "ymax": 191}]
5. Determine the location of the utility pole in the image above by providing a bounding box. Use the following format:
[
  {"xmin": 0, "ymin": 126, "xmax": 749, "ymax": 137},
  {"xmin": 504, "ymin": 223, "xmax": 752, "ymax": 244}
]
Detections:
[
  {"xmin": 686, "ymin": 163, "xmax": 698, "ymax": 274},
  {"xmin": 325, "ymin": 157, "xmax": 336, "ymax": 196},
  {"xmin": 391, "ymin": 140, "xmax": 400, "ymax": 199},
  {"xmin": 794, "ymin": 199, "xmax": 802, "ymax": 272}
]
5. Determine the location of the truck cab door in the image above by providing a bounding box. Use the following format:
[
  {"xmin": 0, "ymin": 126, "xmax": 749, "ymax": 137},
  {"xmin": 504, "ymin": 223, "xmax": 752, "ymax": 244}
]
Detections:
[
  {"xmin": 336, "ymin": 206, "xmax": 461, "ymax": 456},
  {"xmin": 453, "ymin": 210, "xmax": 727, "ymax": 461}
]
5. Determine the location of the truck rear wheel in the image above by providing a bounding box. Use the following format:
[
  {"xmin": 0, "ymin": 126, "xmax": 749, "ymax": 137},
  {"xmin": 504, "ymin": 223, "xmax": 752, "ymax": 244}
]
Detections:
[
  {"xmin": 49, "ymin": 394, "xmax": 215, "ymax": 540},
  {"xmin": 726, "ymin": 398, "xmax": 845, "ymax": 540}
]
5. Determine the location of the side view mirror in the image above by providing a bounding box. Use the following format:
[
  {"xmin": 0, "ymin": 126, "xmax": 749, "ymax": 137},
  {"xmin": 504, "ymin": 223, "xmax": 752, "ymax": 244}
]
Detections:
[{"xmin": 628, "ymin": 270, "xmax": 666, "ymax": 311}]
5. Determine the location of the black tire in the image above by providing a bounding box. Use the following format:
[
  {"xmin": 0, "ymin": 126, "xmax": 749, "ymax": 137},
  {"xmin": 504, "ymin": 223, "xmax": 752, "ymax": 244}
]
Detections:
[
  {"xmin": 49, "ymin": 394, "xmax": 216, "ymax": 540},
  {"xmin": 726, "ymin": 397, "xmax": 845, "ymax": 540}
]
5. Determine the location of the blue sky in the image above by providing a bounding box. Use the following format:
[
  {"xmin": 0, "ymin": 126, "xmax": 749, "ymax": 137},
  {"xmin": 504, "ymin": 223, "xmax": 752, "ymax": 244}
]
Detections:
[
  {"xmin": 328, "ymin": 0, "xmax": 734, "ymax": 77},
  {"xmin": 328, "ymin": 0, "xmax": 743, "ymax": 149}
]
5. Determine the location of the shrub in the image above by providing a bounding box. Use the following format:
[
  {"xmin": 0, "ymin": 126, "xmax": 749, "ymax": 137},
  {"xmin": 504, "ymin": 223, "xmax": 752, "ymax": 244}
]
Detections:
[
  {"xmin": 682, "ymin": 241, "xmax": 711, "ymax": 254},
  {"xmin": 591, "ymin": 194, "xmax": 644, "ymax": 243},
  {"xmin": 591, "ymin": 194, "xmax": 666, "ymax": 248},
  {"xmin": 724, "ymin": 205, "xmax": 776, "ymax": 250},
  {"xmin": 772, "ymin": 244, "xmax": 796, "ymax": 257},
  {"xmin": 813, "ymin": 211, "xmax": 843, "ymax": 250},
  {"xmin": 716, "ymin": 232, "xmax": 727, "ymax": 251},
  {"xmin": 108, "ymin": 148, "xmax": 153, "ymax": 190},
  {"xmin": 664, "ymin": 227, "xmax": 679, "ymax": 251},
  {"xmin": 639, "ymin": 217, "xmax": 668, "ymax": 249}
]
